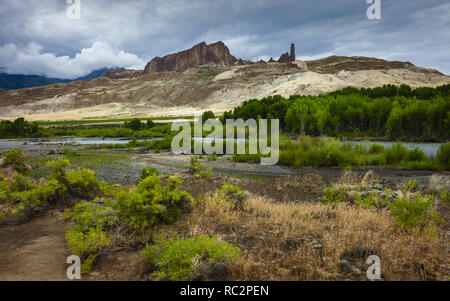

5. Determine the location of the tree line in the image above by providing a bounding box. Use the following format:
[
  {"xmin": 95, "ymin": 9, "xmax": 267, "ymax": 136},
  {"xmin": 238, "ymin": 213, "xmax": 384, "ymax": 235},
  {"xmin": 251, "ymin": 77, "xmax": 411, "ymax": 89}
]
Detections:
[
  {"xmin": 224, "ymin": 84, "xmax": 450, "ymax": 138},
  {"xmin": 0, "ymin": 118, "xmax": 42, "ymax": 138}
]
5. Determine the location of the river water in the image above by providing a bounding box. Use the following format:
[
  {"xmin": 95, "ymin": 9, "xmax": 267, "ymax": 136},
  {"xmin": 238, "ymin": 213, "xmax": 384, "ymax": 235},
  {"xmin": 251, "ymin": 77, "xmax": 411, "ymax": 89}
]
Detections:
[
  {"xmin": 0, "ymin": 137, "xmax": 141, "ymax": 149},
  {"xmin": 345, "ymin": 141, "xmax": 441, "ymax": 158},
  {"xmin": 0, "ymin": 137, "xmax": 443, "ymax": 158}
]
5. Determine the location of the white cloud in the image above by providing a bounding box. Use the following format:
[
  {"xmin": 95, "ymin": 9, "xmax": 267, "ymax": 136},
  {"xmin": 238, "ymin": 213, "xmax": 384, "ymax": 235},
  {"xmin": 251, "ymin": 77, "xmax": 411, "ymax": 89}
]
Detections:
[
  {"xmin": 0, "ymin": 0, "xmax": 449, "ymax": 76},
  {"xmin": 223, "ymin": 35, "xmax": 267, "ymax": 58},
  {"xmin": 253, "ymin": 55, "xmax": 271, "ymax": 62},
  {"xmin": 0, "ymin": 41, "xmax": 146, "ymax": 79}
]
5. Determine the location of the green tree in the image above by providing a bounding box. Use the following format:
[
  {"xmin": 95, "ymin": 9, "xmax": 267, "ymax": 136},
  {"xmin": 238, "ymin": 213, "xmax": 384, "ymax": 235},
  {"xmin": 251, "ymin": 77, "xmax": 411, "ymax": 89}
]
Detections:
[
  {"xmin": 202, "ymin": 111, "xmax": 215, "ymax": 122},
  {"xmin": 124, "ymin": 119, "xmax": 142, "ymax": 131}
]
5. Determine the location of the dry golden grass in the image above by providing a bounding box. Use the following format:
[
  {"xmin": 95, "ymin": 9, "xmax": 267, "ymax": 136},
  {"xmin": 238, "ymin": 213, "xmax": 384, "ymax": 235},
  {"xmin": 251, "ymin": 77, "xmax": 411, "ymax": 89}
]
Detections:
[
  {"xmin": 189, "ymin": 193, "xmax": 448, "ymax": 281},
  {"xmin": 429, "ymin": 174, "xmax": 450, "ymax": 193}
]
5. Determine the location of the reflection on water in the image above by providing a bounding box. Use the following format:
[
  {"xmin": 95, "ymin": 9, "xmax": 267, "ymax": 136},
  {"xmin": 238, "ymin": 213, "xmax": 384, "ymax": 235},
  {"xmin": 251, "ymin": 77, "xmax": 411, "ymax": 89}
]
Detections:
[
  {"xmin": 343, "ymin": 141, "xmax": 441, "ymax": 158},
  {"xmin": 0, "ymin": 137, "xmax": 144, "ymax": 149}
]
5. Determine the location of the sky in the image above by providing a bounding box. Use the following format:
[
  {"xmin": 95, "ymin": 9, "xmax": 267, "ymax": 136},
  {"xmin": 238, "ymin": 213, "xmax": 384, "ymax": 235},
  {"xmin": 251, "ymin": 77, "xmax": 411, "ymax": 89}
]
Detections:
[{"xmin": 0, "ymin": 0, "xmax": 449, "ymax": 79}]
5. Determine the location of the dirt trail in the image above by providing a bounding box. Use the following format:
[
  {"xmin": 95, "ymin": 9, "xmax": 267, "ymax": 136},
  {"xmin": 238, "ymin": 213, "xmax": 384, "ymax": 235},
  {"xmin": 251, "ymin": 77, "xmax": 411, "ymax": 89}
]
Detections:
[{"xmin": 0, "ymin": 209, "xmax": 71, "ymax": 281}]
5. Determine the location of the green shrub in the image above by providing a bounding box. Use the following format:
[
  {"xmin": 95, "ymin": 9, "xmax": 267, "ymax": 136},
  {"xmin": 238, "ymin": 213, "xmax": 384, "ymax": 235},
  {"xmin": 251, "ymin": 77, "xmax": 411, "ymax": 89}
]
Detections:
[
  {"xmin": 81, "ymin": 254, "xmax": 98, "ymax": 273},
  {"xmin": 219, "ymin": 183, "xmax": 243, "ymax": 197},
  {"xmin": 218, "ymin": 183, "xmax": 248, "ymax": 210},
  {"xmin": 340, "ymin": 142, "xmax": 353, "ymax": 153},
  {"xmin": 66, "ymin": 226, "xmax": 112, "ymax": 272},
  {"xmin": 46, "ymin": 159, "xmax": 71, "ymax": 182},
  {"xmin": 208, "ymin": 154, "xmax": 218, "ymax": 161},
  {"xmin": 64, "ymin": 200, "xmax": 118, "ymax": 231},
  {"xmin": 436, "ymin": 143, "xmax": 450, "ymax": 170},
  {"xmin": 137, "ymin": 124, "xmax": 172, "ymax": 138},
  {"xmin": 304, "ymin": 143, "xmax": 342, "ymax": 167},
  {"xmin": 202, "ymin": 111, "xmax": 216, "ymax": 122},
  {"xmin": 11, "ymin": 179, "xmax": 66, "ymax": 215},
  {"xmin": 389, "ymin": 195, "xmax": 443, "ymax": 234},
  {"xmin": 440, "ymin": 191, "xmax": 449, "ymax": 206},
  {"xmin": 147, "ymin": 136, "xmax": 173, "ymax": 153},
  {"xmin": 368, "ymin": 143, "xmax": 385, "ymax": 154},
  {"xmin": 278, "ymin": 138, "xmax": 356, "ymax": 168},
  {"xmin": 319, "ymin": 187, "xmax": 347, "ymax": 205},
  {"xmin": 405, "ymin": 180, "xmax": 419, "ymax": 192},
  {"xmin": 62, "ymin": 148, "xmax": 78, "ymax": 158},
  {"xmin": 232, "ymin": 153, "xmax": 261, "ymax": 164},
  {"xmin": 320, "ymin": 186, "xmax": 389, "ymax": 209},
  {"xmin": 406, "ymin": 148, "xmax": 427, "ymax": 162},
  {"xmin": 0, "ymin": 177, "xmax": 10, "ymax": 203},
  {"xmin": 142, "ymin": 234, "xmax": 240, "ymax": 281},
  {"xmin": 354, "ymin": 191, "xmax": 387, "ymax": 209},
  {"xmin": 124, "ymin": 118, "xmax": 143, "ymax": 131},
  {"xmin": 360, "ymin": 153, "xmax": 386, "ymax": 166},
  {"xmin": 277, "ymin": 137, "xmax": 437, "ymax": 170},
  {"xmin": 146, "ymin": 119, "xmax": 156, "ymax": 129},
  {"xmin": 384, "ymin": 143, "xmax": 408, "ymax": 164},
  {"xmin": 185, "ymin": 156, "xmax": 212, "ymax": 179},
  {"xmin": 353, "ymin": 143, "xmax": 368, "ymax": 155},
  {"xmin": 64, "ymin": 199, "xmax": 118, "ymax": 273},
  {"xmin": 116, "ymin": 175, "xmax": 191, "ymax": 230},
  {"xmin": 297, "ymin": 135, "xmax": 313, "ymax": 150},
  {"xmin": 65, "ymin": 169, "xmax": 101, "ymax": 199},
  {"xmin": 45, "ymin": 159, "xmax": 103, "ymax": 199},
  {"xmin": 140, "ymin": 167, "xmax": 159, "ymax": 181},
  {"xmin": 279, "ymin": 149, "xmax": 298, "ymax": 166},
  {"xmin": 11, "ymin": 173, "xmax": 35, "ymax": 192},
  {"xmin": 3, "ymin": 148, "xmax": 28, "ymax": 174},
  {"xmin": 2, "ymin": 156, "xmax": 105, "ymax": 221},
  {"xmin": 399, "ymin": 160, "xmax": 440, "ymax": 171}
]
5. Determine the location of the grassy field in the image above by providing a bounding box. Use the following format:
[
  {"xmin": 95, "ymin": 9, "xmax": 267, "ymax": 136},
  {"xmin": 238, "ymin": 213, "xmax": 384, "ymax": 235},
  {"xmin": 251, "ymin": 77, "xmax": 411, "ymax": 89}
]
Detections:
[{"xmin": 35, "ymin": 116, "xmax": 194, "ymax": 126}]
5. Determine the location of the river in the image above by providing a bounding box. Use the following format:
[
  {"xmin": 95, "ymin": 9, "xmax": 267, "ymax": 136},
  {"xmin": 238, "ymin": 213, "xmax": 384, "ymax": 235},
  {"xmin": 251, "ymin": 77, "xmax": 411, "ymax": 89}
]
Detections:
[{"xmin": 0, "ymin": 137, "xmax": 444, "ymax": 158}]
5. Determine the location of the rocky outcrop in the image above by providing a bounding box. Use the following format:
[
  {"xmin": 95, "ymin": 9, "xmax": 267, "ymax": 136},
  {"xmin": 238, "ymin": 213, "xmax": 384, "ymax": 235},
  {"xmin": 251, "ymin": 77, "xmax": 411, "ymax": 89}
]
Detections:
[
  {"xmin": 144, "ymin": 41, "xmax": 237, "ymax": 73},
  {"xmin": 278, "ymin": 53, "xmax": 291, "ymax": 63},
  {"xmin": 278, "ymin": 43, "xmax": 296, "ymax": 63},
  {"xmin": 290, "ymin": 43, "xmax": 296, "ymax": 61},
  {"xmin": 237, "ymin": 59, "xmax": 247, "ymax": 65}
]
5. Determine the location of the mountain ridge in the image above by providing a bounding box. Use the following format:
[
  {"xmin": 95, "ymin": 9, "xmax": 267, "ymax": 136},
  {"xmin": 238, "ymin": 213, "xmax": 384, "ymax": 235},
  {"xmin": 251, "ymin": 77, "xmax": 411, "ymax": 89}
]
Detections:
[{"xmin": 0, "ymin": 67, "xmax": 123, "ymax": 91}]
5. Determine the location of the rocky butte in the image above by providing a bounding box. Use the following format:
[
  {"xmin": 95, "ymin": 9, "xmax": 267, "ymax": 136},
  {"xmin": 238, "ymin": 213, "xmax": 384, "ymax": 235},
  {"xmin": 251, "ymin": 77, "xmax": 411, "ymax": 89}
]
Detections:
[
  {"xmin": 144, "ymin": 41, "xmax": 237, "ymax": 73},
  {"xmin": 278, "ymin": 43, "xmax": 296, "ymax": 63}
]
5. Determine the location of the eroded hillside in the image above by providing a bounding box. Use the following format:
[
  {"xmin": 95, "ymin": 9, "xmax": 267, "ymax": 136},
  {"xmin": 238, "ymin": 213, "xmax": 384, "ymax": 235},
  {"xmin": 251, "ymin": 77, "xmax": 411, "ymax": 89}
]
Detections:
[{"xmin": 0, "ymin": 56, "xmax": 449, "ymax": 121}]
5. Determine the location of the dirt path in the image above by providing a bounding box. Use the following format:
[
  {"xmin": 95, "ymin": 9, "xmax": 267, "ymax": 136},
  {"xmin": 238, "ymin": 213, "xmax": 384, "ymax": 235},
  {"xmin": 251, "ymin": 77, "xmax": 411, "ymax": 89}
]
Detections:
[{"xmin": 0, "ymin": 209, "xmax": 71, "ymax": 281}]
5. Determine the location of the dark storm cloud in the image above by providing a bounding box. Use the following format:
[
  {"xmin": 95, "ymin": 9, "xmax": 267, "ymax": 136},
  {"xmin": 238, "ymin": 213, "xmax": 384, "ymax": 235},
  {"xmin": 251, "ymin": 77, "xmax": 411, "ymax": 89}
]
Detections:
[{"xmin": 0, "ymin": 0, "xmax": 448, "ymax": 78}]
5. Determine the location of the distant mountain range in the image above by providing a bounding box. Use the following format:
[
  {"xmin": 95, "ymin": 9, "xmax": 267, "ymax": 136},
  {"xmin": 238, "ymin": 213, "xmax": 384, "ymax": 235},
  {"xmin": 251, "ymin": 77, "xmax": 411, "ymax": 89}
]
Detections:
[{"xmin": 0, "ymin": 67, "xmax": 123, "ymax": 91}]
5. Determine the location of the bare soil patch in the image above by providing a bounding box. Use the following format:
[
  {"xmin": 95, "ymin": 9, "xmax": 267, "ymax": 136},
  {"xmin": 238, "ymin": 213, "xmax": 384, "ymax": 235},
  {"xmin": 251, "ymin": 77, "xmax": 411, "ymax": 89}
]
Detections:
[{"xmin": 0, "ymin": 207, "xmax": 71, "ymax": 281}]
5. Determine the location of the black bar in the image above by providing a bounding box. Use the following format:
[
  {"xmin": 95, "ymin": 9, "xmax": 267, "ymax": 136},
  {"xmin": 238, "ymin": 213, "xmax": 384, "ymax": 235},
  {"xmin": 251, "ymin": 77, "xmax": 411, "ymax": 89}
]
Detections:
[{"xmin": 1, "ymin": 281, "xmax": 447, "ymax": 299}]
